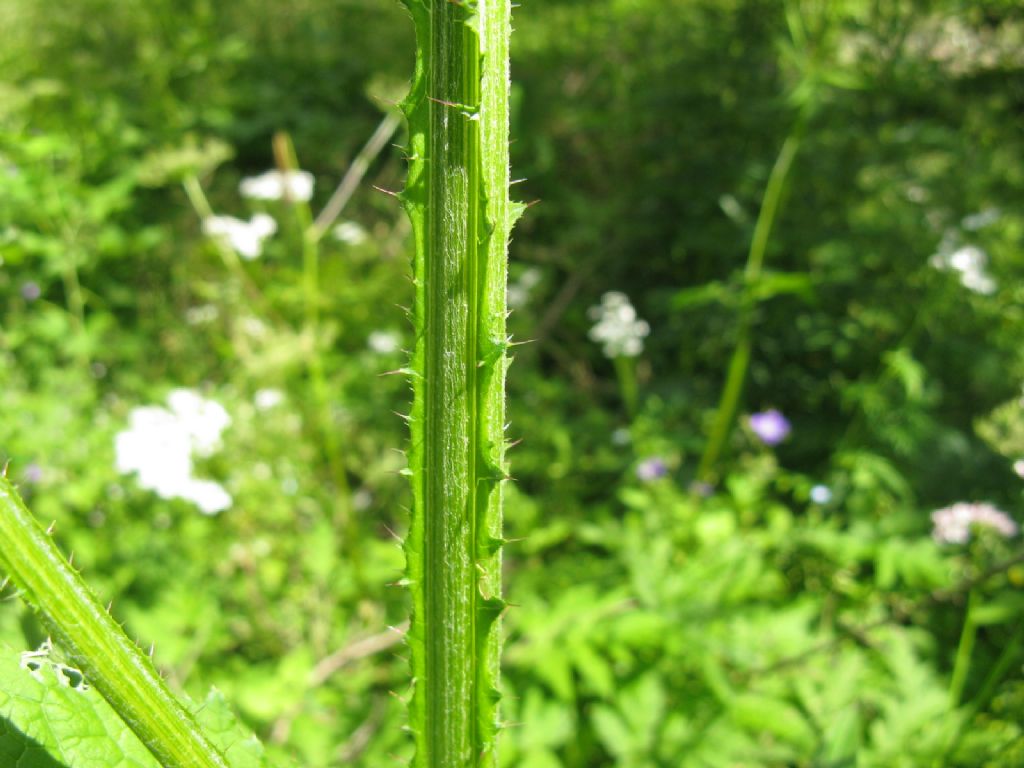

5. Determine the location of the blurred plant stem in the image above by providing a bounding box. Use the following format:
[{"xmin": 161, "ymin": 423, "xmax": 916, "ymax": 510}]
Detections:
[
  {"xmin": 59, "ymin": 241, "xmax": 90, "ymax": 368},
  {"xmin": 181, "ymin": 174, "xmax": 275, "ymax": 319},
  {"xmin": 310, "ymin": 109, "xmax": 402, "ymax": 241},
  {"xmin": 948, "ymin": 588, "xmax": 978, "ymax": 708},
  {"xmin": 273, "ymin": 132, "xmax": 360, "ymax": 577},
  {"xmin": 944, "ymin": 617, "xmax": 1024, "ymax": 761},
  {"xmin": 696, "ymin": 123, "xmax": 804, "ymax": 484},
  {"xmin": 614, "ymin": 355, "xmax": 639, "ymax": 418}
]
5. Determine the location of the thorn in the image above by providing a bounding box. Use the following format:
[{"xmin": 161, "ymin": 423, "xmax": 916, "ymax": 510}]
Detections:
[
  {"xmin": 67, "ymin": 551, "xmax": 74, "ymax": 567},
  {"xmin": 149, "ymin": 643, "xmax": 155, "ymax": 658},
  {"xmin": 46, "ymin": 521, "xmax": 56, "ymax": 535},
  {"xmin": 510, "ymin": 178, "xmax": 527, "ymax": 185},
  {"xmin": 506, "ymin": 437, "xmax": 524, "ymax": 449},
  {"xmin": 525, "ymin": 199, "xmax": 541, "ymax": 208},
  {"xmin": 372, "ymin": 185, "xmax": 401, "ymax": 198},
  {"xmin": 382, "ymin": 523, "xmax": 402, "ymax": 542},
  {"xmin": 1, "ymin": 460, "xmax": 9, "ymax": 477}
]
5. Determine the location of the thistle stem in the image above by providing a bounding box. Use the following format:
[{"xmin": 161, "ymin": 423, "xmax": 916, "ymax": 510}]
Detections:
[
  {"xmin": 0, "ymin": 474, "xmax": 229, "ymax": 768},
  {"xmin": 400, "ymin": 1, "xmax": 514, "ymax": 765}
]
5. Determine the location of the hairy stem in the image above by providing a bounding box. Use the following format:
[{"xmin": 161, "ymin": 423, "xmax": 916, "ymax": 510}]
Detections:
[
  {"xmin": 0, "ymin": 474, "xmax": 229, "ymax": 768},
  {"xmin": 400, "ymin": 1, "xmax": 516, "ymax": 766}
]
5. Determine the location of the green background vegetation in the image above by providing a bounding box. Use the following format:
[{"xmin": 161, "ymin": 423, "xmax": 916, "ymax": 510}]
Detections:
[{"xmin": 2, "ymin": 0, "xmax": 1024, "ymax": 765}]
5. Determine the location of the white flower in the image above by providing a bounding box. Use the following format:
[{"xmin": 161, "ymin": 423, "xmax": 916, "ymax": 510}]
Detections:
[
  {"xmin": 368, "ymin": 330, "xmax": 401, "ymax": 354},
  {"xmin": 185, "ymin": 304, "xmax": 219, "ymax": 325},
  {"xmin": 931, "ymin": 502, "xmax": 1018, "ymax": 544},
  {"xmin": 203, "ymin": 214, "xmax": 277, "ymax": 259},
  {"xmin": 239, "ymin": 170, "xmax": 314, "ymax": 203},
  {"xmin": 929, "ymin": 241, "xmax": 997, "ymax": 295},
  {"xmin": 179, "ymin": 478, "xmax": 232, "ymax": 516},
  {"xmin": 167, "ymin": 388, "xmax": 231, "ymax": 455},
  {"xmin": 961, "ymin": 208, "xmax": 1000, "ymax": 231},
  {"xmin": 809, "ymin": 484, "xmax": 832, "ymax": 504},
  {"xmin": 254, "ymin": 388, "xmax": 285, "ymax": 410},
  {"xmin": 333, "ymin": 221, "xmax": 368, "ymax": 245},
  {"xmin": 1014, "ymin": 459, "xmax": 1024, "ymax": 479},
  {"xmin": 353, "ymin": 488, "xmax": 373, "ymax": 511},
  {"xmin": 508, "ymin": 267, "xmax": 543, "ymax": 309},
  {"xmin": 114, "ymin": 390, "xmax": 232, "ymax": 514},
  {"xmin": 960, "ymin": 267, "xmax": 996, "ymax": 295},
  {"xmin": 610, "ymin": 427, "xmax": 631, "ymax": 446},
  {"xmin": 588, "ymin": 291, "xmax": 650, "ymax": 358},
  {"xmin": 115, "ymin": 407, "xmax": 195, "ymax": 499}
]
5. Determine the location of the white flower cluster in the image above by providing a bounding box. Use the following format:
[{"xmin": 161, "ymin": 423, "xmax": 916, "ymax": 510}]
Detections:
[
  {"xmin": 368, "ymin": 330, "xmax": 401, "ymax": 354},
  {"xmin": 508, "ymin": 267, "xmax": 542, "ymax": 309},
  {"xmin": 334, "ymin": 221, "xmax": 368, "ymax": 245},
  {"xmin": 115, "ymin": 389, "xmax": 232, "ymax": 515},
  {"xmin": 588, "ymin": 291, "xmax": 650, "ymax": 358},
  {"xmin": 240, "ymin": 169, "xmax": 314, "ymax": 203},
  {"xmin": 203, "ymin": 213, "xmax": 277, "ymax": 260},
  {"xmin": 929, "ymin": 230, "xmax": 996, "ymax": 295},
  {"xmin": 931, "ymin": 501, "xmax": 1018, "ymax": 544}
]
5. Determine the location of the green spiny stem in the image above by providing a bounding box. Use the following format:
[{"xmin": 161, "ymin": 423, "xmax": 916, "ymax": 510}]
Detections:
[
  {"xmin": 0, "ymin": 474, "xmax": 230, "ymax": 768},
  {"xmin": 400, "ymin": 1, "xmax": 516, "ymax": 766}
]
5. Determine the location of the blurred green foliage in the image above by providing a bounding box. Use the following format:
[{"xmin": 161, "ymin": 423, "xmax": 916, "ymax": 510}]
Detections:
[{"xmin": 1, "ymin": 0, "xmax": 1023, "ymax": 766}]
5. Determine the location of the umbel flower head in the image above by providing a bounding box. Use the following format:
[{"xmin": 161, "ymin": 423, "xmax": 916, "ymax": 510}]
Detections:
[
  {"xmin": 931, "ymin": 502, "xmax": 1018, "ymax": 544},
  {"xmin": 588, "ymin": 291, "xmax": 650, "ymax": 358},
  {"xmin": 115, "ymin": 389, "xmax": 232, "ymax": 515},
  {"xmin": 239, "ymin": 169, "xmax": 314, "ymax": 203},
  {"xmin": 203, "ymin": 214, "xmax": 277, "ymax": 259}
]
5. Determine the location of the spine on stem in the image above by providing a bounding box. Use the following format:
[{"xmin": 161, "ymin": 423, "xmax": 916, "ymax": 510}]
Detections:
[
  {"xmin": 0, "ymin": 474, "xmax": 230, "ymax": 768},
  {"xmin": 398, "ymin": 1, "xmax": 517, "ymax": 766}
]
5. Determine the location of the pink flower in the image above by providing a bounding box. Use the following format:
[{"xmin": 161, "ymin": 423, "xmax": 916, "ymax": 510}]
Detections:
[{"xmin": 931, "ymin": 502, "xmax": 1018, "ymax": 544}]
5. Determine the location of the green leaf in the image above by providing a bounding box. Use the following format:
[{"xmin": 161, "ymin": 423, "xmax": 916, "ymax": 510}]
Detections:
[
  {"xmin": 972, "ymin": 594, "xmax": 1024, "ymax": 626},
  {"xmin": 191, "ymin": 690, "xmax": 272, "ymax": 768},
  {"xmin": 0, "ymin": 646, "xmax": 272, "ymax": 768},
  {"xmin": 0, "ymin": 643, "xmax": 159, "ymax": 768},
  {"xmin": 730, "ymin": 693, "xmax": 816, "ymax": 752}
]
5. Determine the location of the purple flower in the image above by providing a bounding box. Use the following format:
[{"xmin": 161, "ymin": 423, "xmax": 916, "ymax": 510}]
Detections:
[
  {"xmin": 688, "ymin": 480, "xmax": 715, "ymax": 498},
  {"xmin": 748, "ymin": 409, "xmax": 791, "ymax": 446},
  {"xmin": 20, "ymin": 282, "xmax": 41, "ymax": 302},
  {"xmin": 636, "ymin": 457, "xmax": 668, "ymax": 481},
  {"xmin": 22, "ymin": 463, "xmax": 43, "ymax": 484}
]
